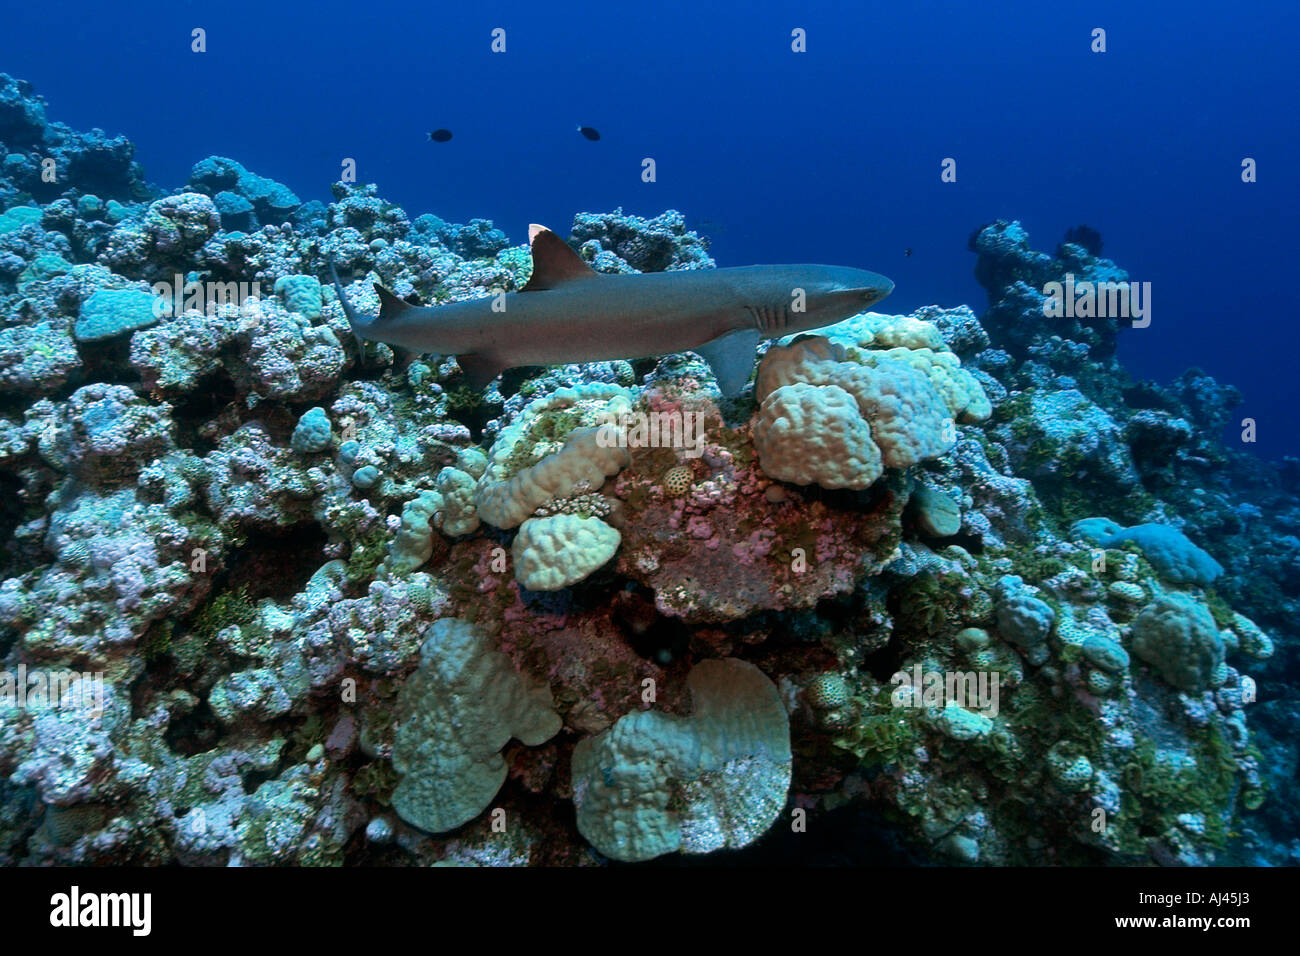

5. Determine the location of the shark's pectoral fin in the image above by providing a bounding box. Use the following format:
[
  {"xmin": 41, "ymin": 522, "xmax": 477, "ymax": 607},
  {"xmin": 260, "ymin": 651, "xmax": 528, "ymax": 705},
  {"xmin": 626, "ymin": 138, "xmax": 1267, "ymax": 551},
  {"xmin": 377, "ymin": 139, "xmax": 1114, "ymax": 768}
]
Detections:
[
  {"xmin": 457, "ymin": 353, "xmax": 508, "ymax": 391},
  {"xmin": 521, "ymin": 224, "xmax": 600, "ymax": 291},
  {"xmin": 694, "ymin": 328, "xmax": 760, "ymax": 398}
]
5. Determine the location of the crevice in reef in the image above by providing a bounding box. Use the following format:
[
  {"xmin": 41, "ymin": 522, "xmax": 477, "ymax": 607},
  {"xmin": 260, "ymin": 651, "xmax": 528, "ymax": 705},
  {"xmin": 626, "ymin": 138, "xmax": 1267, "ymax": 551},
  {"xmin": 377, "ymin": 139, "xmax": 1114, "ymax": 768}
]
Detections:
[
  {"xmin": 131, "ymin": 520, "xmax": 329, "ymax": 721},
  {"xmin": 440, "ymin": 366, "xmax": 524, "ymax": 442},
  {"xmin": 611, "ymin": 586, "xmax": 689, "ymax": 662},
  {"xmin": 222, "ymin": 520, "xmax": 330, "ymax": 603},
  {"xmin": 0, "ymin": 471, "xmax": 24, "ymax": 579},
  {"xmin": 162, "ymin": 698, "xmax": 224, "ymax": 757},
  {"xmin": 944, "ymin": 531, "xmax": 985, "ymax": 554},
  {"xmin": 74, "ymin": 334, "xmax": 138, "ymax": 388},
  {"xmin": 858, "ymin": 621, "xmax": 906, "ymax": 684},
  {"xmin": 166, "ymin": 365, "xmax": 240, "ymax": 455}
]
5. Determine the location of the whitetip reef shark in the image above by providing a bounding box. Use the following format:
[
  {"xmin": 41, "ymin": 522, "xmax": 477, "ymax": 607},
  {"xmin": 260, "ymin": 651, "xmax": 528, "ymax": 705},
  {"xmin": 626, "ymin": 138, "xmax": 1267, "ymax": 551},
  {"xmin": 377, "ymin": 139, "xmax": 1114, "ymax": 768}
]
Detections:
[{"xmin": 328, "ymin": 224, "xmax": 893, "ymax": 396}]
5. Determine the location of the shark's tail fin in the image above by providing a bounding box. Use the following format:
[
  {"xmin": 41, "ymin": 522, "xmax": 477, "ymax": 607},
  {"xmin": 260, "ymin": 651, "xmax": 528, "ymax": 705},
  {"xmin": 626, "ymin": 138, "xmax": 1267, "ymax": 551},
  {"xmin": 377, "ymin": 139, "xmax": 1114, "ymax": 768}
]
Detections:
[{"xmin": 327, "ymin": 254, "xmax": 369, "ymax": 356}]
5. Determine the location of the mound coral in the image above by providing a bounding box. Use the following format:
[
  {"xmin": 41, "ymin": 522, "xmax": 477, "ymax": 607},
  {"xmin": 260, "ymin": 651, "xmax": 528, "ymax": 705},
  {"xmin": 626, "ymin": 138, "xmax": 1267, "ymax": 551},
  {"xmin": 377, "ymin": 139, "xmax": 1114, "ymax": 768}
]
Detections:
[
  {"xmin": 391, "ymin": 619, "xmax": 561, "ymax": 834},
  {"xmin": 512, "ymin": 514, "xmax": 620, "ymax": 591},
  {"xmin": 571, "ymin": 659, "xmax": 790, "ymax": 862},
  {"xmin": 751, "ymin": 320, "xmax": 987, "ymax": 494},
  {"xmin": 1131, "ymin": 593, "xmax": 1226, "ymax": 693},
  {"xmin": 752, "ymin": 382, "xmax": 882, "ymax": 489},
  {"xmin": 476, "ymin": 385, "xmax": 635, "ymax": 529}
]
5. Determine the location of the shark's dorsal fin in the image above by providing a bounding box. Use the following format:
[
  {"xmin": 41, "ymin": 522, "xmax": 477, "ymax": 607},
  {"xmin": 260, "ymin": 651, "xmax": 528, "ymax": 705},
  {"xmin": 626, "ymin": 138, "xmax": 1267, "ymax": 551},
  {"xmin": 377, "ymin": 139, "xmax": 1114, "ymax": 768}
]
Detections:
[
  {"xmin": 374, "ymin": 284, "xmax": 416, "ymax": 322},
  {"xmin": 522, "ymin": 224, "xmax": 598, "ymax": 292},
  {"xmin": 694, "ymin": 328, "xmax": 761, "ymax": 397}
]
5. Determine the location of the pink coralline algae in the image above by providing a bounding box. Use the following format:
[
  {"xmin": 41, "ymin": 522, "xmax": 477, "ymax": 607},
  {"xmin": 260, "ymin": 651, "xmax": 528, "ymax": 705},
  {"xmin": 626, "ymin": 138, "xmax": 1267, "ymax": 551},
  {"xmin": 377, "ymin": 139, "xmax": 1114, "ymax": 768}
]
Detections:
[
  {"xmin": 612, "ymin": 388, "xmax": 906, "ymax": 623},
  {"xmin": 732, "ymin": 528, "xmax": 776, "ymax": 564}
]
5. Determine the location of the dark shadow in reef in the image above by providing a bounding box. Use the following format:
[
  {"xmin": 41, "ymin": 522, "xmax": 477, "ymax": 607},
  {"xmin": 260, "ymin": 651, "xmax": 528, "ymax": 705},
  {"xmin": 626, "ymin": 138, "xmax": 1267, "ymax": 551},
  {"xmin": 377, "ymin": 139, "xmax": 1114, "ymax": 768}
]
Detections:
[
  {"xmin": 858, "ymin": 611, "xmax": 910, "ymax": 685},
  {"xmin": 165, "ymin": 365, "xmax": 241, "ymax": 455},
  {"xmin": 438, "ymin": 365, "xmax": 528, "ymax": 444},
  {"xmin": 75, "ymin": 333, "xmax": 138, "ymax": 388},
  {"xmin": 223, "ymin": 520, "xmax": 330, "ymax": 603},
  {"xmin": 639, "ymin": 804, "xmax": 930, "ymax": 866},
  {"xmin": 162, "ymin": 698, "xmax": 223, "ymax": 757},
  {"xmin": 131, "ymin": 521, "xmax": 329, "ymax": 727},
  {"xmin": 610, "ymin": 584, "xmax": 691, "ymax": 663},
  {"xmin": 0, "ymin": 471, "xmax": 24, "ymax": 581}
]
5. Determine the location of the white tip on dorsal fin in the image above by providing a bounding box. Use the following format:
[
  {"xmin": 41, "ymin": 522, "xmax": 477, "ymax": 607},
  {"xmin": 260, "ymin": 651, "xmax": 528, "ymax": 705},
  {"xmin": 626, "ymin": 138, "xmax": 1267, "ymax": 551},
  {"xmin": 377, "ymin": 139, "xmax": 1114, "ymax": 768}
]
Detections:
[{"xmin": 522, "ymin": 224, "xmax": 599, "ymax": 292}]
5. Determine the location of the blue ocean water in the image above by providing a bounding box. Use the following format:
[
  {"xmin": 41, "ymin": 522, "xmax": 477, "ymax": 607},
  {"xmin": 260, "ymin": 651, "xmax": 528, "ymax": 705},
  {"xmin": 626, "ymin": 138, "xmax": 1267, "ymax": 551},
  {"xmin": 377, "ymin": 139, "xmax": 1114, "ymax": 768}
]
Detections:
[{"xmin": 4, "ymin": 0, "xmax": 1296, "ymax": 456}]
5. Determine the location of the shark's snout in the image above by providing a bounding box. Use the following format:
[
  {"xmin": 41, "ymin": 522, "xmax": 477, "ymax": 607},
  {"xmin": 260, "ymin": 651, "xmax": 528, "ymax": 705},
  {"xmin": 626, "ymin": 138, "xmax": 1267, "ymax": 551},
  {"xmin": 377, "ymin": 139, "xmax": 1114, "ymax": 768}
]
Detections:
[
  {"xmin": 824, "ymin": 266, "xmax": 894, "ymax": 302},
  {"xmin": 849, "ymin": 271, "xmax": 894, "ymax": 306}
]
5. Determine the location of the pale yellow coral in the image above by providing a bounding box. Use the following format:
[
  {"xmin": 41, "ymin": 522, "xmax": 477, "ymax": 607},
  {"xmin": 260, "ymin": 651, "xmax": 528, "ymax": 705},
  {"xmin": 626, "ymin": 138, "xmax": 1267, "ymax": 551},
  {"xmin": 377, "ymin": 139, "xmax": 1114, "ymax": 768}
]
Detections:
[
  {"xmin": 512, "ymin": 514, "xmax": 621, "ymax": 590},
  {"xmin": 753, "ymin": 382, "xmax": 883, "ymax": 490},
  {"xmin": 476, "ymin": 385, "xmax": 634, "ymax": 528},
  {"xmin": 857, "ymin": 347, "xmax": 991, "ymax": 423},
  {"xmin": 755, "ymin": 337, "xmax": 954, "ymax": 473}
]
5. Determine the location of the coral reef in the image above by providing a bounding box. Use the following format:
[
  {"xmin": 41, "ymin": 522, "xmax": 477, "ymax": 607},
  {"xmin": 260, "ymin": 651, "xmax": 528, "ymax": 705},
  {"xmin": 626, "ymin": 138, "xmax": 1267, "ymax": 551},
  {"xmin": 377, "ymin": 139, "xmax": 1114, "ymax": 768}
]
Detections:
[{"xmin": 0, "ymin": 75, "xmax": 1295, "ymax": 869}]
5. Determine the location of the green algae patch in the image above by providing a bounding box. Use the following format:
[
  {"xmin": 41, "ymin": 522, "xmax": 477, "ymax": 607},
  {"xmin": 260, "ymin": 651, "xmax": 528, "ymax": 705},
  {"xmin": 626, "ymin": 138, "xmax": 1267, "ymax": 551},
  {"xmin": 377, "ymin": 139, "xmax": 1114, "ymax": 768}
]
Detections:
[{"xmin": 191, "ymin": 585, "xmax": 264, "ymax": 645}]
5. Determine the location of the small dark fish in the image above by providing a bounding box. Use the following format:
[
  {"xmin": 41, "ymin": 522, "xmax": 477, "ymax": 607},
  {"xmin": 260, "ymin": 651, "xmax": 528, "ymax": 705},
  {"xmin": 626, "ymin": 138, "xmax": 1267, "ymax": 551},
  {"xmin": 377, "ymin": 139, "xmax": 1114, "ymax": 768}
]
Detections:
[
  {"xmin": 577, "ymin": 125, "xmax": 601, "ymax": 141},
  {"xmin": 429, "ymin": 129, "xmax": 453, "ymax": 143},
  {"xmin": 904, "ymin": 248, "xmax": 913, "ymax": 257}
]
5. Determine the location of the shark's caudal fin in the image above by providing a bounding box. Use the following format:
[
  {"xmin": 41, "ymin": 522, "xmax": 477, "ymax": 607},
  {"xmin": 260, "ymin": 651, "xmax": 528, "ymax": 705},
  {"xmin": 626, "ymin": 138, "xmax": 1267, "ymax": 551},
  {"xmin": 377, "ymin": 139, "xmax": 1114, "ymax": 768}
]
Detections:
[
  {"xmin": 327, "ymin": 255, "xmax": 371, "ymax": 353},
  {"xmin": 328, "ymin": 255, "xmax": 421, "ymax": 357},
  {"xmin": 521, "ymin": 224, "xmax": 599, "ymax": 291}
]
